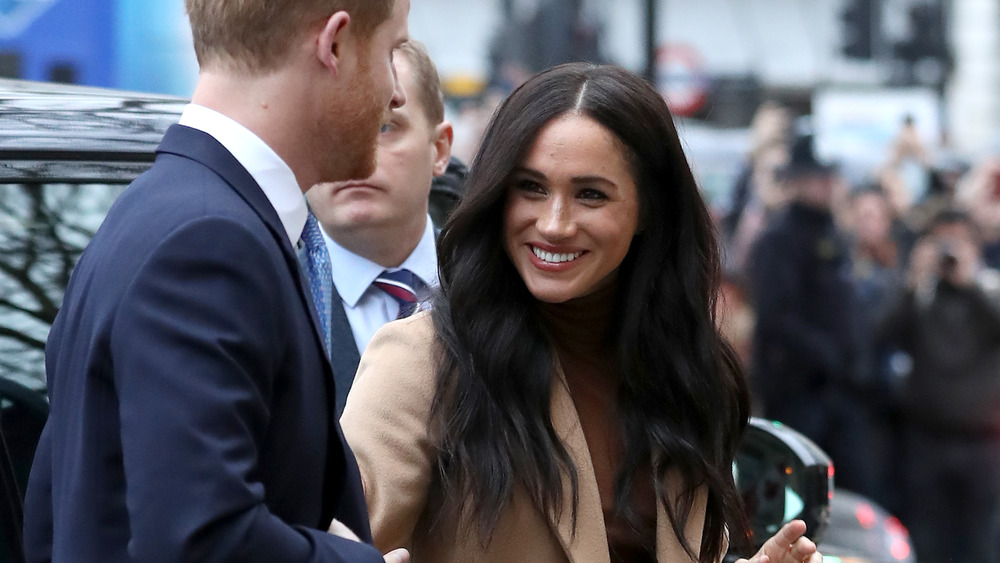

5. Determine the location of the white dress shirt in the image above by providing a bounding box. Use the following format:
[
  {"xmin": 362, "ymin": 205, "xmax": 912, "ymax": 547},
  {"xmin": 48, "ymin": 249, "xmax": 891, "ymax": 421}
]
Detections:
[
  {"xmin": 178, "ymin": 104, "xmax": 307, "ymax": 245},
  {"xmin": 324, "ymin": 218, "xmax": 438, "ymax": 355}
]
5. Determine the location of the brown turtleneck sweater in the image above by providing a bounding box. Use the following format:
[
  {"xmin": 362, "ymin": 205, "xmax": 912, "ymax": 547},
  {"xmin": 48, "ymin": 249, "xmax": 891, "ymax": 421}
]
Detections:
[{"xmin": 539, "ymin": 283, "xmax": 658, "ymax": 563}]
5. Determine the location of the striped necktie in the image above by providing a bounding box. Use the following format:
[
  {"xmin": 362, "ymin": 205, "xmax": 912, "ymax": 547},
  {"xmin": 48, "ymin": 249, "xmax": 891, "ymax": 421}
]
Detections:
[
  {"xmin": 373, "ymin": 269, "xmax": 427, "ymax": 319},
  {"xmin": 297, "ymin": 214, "xmax": 332, "ymax": 354}
]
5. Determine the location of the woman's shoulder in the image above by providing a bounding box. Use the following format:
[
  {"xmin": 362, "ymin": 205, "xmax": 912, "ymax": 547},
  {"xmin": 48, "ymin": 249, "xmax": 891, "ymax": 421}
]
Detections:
[
  {"xmin": 343, "ymin": 311, "xmax": 440, "ymax": 434},
  {"xmin": 366, "ymin": 310, "xmax": 437, "ymax": 355},
  {"xmin": 341, "ymin": 312, "xmax": 442, "ymax": 554},
  {"xmin": 352, "ymin": 310, "xmax": 440, "ymax": 398}
]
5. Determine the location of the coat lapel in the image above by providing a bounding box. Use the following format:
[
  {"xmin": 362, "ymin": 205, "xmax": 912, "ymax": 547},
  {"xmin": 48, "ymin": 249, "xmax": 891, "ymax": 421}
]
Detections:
[
  {"xmin": 655, "ymin": 476, "xmax": 708, "ymax": 562},
  {"xmin": 548, "ymin": 364, "xmax": 611, "ymax": 563},
  {"xmin": 548, "ymin": 358, "xmax": 713, "ymax": 563}
]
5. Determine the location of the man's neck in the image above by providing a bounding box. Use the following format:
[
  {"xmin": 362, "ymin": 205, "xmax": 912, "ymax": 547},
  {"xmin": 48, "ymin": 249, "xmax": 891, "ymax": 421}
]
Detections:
[
  {"xmin": 190, "ymin": 69, "xmax": 316, "ymax": 192},
  {"xmin": 328, "ymin": 215, "xmax": 428, "ymax": 268}
]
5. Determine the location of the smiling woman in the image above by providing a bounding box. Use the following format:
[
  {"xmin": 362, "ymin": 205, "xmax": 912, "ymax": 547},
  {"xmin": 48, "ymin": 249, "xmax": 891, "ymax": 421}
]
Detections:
[
  {"xmin": 503, "ymin": 113, "xmax": 640, "ymax": 304},
  {"xmin": 341, "ymin": 62, "xmax": 822, "ymax": 563}
]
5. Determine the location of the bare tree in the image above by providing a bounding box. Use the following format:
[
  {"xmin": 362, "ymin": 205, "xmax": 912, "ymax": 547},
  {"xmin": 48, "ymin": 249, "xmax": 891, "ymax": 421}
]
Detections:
[{"xmin": 0, "ymin": 183, "xmax": 124, "ymax": 389}]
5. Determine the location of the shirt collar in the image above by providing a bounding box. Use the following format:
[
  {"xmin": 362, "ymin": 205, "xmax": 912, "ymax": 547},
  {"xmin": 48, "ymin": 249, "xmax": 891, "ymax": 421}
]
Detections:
[
  {"xmin": 324, "ymin": 218, "xmax": 439, "ymax": 307},
  {"xmin": 178, "ymin": 104, "xmax": 307, "ymax": 246},
  {"xmin": 399, "ymin": 219, "xmax": 439, "ymax": 288}
]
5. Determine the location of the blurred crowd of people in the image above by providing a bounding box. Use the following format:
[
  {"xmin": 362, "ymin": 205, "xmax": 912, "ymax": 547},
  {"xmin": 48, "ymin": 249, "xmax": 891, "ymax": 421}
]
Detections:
[
  {"xmin": 716, "ymin": 101, "xmax": 1000, "ymax": 563},
  {"xmin": 23, "ymin": 0, "xmax": 992, "ymax": 558}
]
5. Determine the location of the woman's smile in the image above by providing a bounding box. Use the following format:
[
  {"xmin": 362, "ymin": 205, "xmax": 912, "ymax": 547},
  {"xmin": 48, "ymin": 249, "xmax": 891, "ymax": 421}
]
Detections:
[
  {"xmin": 503, "ymin": 113, "xmax": 639, "ymax": 303},
  {"xmin": 530, "ymin": 245, "xmax": 585, "ymax": 265}
]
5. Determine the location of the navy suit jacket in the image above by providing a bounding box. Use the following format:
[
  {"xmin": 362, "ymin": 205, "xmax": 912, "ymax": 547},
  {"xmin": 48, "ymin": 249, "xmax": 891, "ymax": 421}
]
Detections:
[{"xmin": 23, "ymin": 125, "xmax": 383, "ymax": 563}]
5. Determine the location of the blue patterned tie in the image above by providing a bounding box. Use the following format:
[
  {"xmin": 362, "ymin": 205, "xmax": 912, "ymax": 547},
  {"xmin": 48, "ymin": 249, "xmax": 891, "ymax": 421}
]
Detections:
[
  {"xmin": 373, "ymin": 269, "xmax": 427, "ymax": 319},
  {"xmin": 298, "ymin": 213, "xmax": 332, "ymax": 355}
]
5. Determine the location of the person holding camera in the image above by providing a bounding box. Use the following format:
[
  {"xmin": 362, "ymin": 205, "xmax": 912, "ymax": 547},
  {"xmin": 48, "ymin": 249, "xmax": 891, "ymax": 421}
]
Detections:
[{"xmin": 877, "ymin": 209, "xmax": 1000, "ymax": 563}]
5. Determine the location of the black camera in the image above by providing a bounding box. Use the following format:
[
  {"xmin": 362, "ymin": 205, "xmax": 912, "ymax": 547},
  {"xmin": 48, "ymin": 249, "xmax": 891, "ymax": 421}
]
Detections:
[{"xmin": 938, "ymin": 242, "xmax": 958, "ymax": 273}]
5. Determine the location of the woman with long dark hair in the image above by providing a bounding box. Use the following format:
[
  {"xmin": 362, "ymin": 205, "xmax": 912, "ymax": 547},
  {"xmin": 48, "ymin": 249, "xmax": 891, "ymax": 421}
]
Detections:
[{"xmin": 341, "ymin": 63, "xmax": 820, "ymax": 563}]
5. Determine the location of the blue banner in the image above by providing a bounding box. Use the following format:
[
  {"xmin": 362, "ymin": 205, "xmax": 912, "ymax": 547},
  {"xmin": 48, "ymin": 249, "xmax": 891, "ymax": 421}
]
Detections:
[
  {"xmin": 115, "ymin": 0, "xmax": 197, "ymax": 96},
  {"xmin": 0, "ymin": 0, "xmax": 114, "ymax": 85},
  {"xmin": 0, "ymin": 0, "xmax": 196, "ymax": 96}
]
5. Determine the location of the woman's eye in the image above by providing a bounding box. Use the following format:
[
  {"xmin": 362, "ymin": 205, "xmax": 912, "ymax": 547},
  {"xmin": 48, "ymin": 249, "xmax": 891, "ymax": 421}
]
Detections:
[
  {"xmin": 380, "ymin": 123, "xmax": 396, "ymax": 134},
  {"xmin": 514, "ymin": 179, "xmax": 545, "ymax": 194},
  {"xmin": 578, "ymin": 188, "xmax": 609, "ymax": 201}
]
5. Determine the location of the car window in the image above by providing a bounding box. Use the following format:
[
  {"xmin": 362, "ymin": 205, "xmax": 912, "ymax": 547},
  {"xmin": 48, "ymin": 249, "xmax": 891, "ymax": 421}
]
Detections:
[{"xmin": 0, "ymin": 182, "xmax": 125, "ymax": 393}]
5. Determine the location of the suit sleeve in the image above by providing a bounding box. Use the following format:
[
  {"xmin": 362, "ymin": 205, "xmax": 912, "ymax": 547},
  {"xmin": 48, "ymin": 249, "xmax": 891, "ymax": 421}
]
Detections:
[
  {"xmin": 110, "ymin": 217, "xmax": 382, "ymax": 563},
  {"xmin": 340, "ymin": 315, "xmax": 439, "ymax": 554}
]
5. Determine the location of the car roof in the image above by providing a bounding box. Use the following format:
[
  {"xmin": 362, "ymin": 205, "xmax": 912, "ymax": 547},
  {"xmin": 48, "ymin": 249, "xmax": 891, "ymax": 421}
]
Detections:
[{"xmin": 0, "ymin": 79, "xmax": 187, "ymax": 183}]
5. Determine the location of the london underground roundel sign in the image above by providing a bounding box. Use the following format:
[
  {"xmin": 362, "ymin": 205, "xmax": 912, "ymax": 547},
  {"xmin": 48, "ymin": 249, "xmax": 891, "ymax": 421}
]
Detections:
[{"xmin": 655, "ymin": 44, "xmax": 709, "ymax": 117}]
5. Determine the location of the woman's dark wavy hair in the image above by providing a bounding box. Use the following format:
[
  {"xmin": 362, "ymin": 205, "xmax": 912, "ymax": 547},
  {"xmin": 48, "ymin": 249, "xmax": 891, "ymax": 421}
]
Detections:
[{"xmin": 429, "ymin": 62, "xmax": 750, "ymax": 561}]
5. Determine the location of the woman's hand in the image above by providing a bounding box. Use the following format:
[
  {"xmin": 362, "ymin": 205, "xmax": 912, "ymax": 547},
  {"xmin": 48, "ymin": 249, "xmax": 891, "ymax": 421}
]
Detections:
[{"xmin": 736, "ymin": 520, "xmax": 822, "ymax": 563}]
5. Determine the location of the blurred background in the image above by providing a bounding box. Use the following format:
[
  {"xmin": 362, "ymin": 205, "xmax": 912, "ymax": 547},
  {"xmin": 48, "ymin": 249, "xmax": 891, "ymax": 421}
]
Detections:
[
  {"xmin": 3, "ymin": 2, "xmax": 1000, "ymax": 560},
  {"xmin": 1, "ymin": 0, "xmax": 996, "ymax": 200},
  {"xmin": 2, "ymin": 0, "xmax": 995, "ymax": 202}
]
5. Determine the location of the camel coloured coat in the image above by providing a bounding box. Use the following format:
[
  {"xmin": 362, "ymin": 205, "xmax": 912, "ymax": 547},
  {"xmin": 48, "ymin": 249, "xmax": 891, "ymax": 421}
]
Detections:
[{"xmin": 341, "ymin": 313, "xmax": 723, "ymax": 562}]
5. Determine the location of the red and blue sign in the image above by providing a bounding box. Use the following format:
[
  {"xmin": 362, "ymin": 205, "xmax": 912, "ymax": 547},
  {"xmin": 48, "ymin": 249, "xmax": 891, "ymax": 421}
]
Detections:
[{"xmin": 655, "ymin": 43, "xmax": 710, "ymax": 117}]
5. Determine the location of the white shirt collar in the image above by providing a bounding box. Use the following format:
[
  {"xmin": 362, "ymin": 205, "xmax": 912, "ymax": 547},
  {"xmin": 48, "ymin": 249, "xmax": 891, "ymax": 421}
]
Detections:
[
  {"xmin": 324, "ymin": 218, "xmax": 439, "ymax": 307},
  {"xmin": 178, "ymin": 104, "xmax": 307, "ymax": 246}
]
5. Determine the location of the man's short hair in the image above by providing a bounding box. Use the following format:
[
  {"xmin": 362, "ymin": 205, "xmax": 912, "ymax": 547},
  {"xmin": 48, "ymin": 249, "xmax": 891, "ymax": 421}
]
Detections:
[
  {"xmin": 186, "ymin": 0, "xmax": 394, "ymax": 73},
  {"xmin": 395, "ymin": 40, "xmax": 444, "ymax": 125}
]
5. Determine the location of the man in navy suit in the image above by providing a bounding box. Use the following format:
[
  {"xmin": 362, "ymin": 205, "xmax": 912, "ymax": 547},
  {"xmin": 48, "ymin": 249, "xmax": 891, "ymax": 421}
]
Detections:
[
  {"xmin": 305, "ymin": 40, "xmax": 453, "ymax": 413},
  {"xmin": 23, "ymin": 0, "xmax": 411, "ymax": 561}
]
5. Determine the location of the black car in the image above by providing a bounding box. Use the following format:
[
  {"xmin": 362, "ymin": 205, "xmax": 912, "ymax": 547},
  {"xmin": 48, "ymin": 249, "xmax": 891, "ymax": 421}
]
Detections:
[
  {"xmin": 1, "ymin": 79, "xmax": 186, "ymax": 382},
  {"xmin": 0, "ymin": 79, "xmax": 912, "ymax": 563},
  {"xmin": 733, "ymin": 420, "xmax": 916, "ymax": 563},
  {"xmin": 0, "ymin": 80, "xmax": 189, "ymax": 561}
]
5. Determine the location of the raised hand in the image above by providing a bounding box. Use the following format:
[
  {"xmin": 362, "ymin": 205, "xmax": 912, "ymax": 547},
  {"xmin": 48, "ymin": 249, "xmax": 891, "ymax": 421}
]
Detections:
[{"xmin": 736, "ymin": 520, "xmax": 822, "ymax": 563}]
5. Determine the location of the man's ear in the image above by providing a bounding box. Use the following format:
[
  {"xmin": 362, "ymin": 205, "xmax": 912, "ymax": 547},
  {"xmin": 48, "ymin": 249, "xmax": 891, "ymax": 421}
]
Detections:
[
  {"xmin": 316, "ymin": 12, "xmax": 352, "ymax": 76},
  {"xmin": 431, "ymin": 121, "xmax": 454, "ymax": 177}
]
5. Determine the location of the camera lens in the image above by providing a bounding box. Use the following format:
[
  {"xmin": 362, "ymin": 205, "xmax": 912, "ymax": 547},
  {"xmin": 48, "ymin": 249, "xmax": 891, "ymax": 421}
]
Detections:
[{"xmin": 939, "ymin": 243, "xmax": 958, "ymax": 272}]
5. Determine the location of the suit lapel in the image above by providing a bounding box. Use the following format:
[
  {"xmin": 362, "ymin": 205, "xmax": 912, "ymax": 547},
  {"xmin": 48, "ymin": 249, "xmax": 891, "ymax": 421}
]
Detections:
[
  {"xmin": 548, "ymin": 363, "xmax": 611, "ymax": 563},
  {"xmin": 328, "ymin": 280, "xmax": 361, "ymax": 414},
  {"xmin": 156, "ymin": 125, "xmax": 331, "ymax": 366},
  {"xmin": 157, "ymin": 125, "xmax": 287, "ymax": 247},
  {"xmin": 156, "ymin": 124, "xmax": 358, "ymax": 533}
]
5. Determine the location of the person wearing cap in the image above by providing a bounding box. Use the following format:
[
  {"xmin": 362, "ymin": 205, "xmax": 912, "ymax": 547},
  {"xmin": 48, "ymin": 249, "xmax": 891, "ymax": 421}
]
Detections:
[
  {"xmin": 428, "ymin": 155, "xmax": 469, "ymax": 228},
  {"xmin": 305, "ymin": 40, "xmax": 454, "ymax": 413},
  {"xmin": 748, "ymin": 133, "xmax": 877, "ymax": 498}
]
